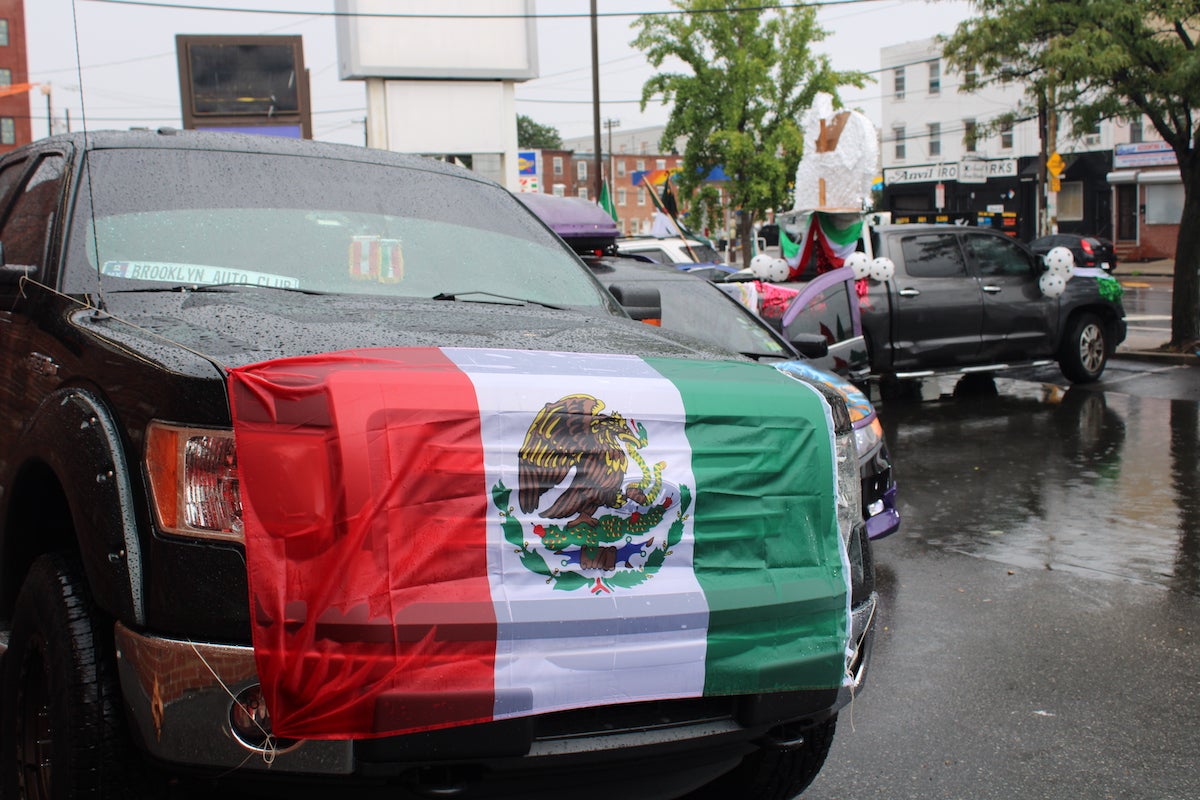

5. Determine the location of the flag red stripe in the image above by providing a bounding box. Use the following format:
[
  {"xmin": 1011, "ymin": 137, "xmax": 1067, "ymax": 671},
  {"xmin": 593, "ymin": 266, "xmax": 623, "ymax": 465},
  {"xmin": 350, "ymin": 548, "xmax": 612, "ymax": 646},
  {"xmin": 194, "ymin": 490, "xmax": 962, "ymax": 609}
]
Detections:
[{"xmin": 230, "ymin": 347, "xmax": 498, "ymax": 739}]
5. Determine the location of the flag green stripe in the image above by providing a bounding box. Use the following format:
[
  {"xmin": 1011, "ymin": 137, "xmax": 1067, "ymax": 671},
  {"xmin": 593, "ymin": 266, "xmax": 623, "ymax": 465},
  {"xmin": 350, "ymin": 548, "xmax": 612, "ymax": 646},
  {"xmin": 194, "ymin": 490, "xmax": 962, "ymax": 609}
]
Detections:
[{"xmin": 645, "ymin": 358, "xmax": 849, "ymax": 694}]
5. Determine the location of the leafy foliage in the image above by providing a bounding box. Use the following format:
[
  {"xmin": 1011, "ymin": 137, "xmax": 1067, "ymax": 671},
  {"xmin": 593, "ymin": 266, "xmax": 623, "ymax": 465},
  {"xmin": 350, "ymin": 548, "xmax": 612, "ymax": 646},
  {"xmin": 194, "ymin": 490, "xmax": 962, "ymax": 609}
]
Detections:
[
  {"xmin": 632, "ymin": 0, "xmax": 866, "ymax": 267},
  {"xmin": 517, "ymin": 114, "xmax": 563, "ymax": 149},
  {"xmin": 942, "ymin": 0, "xmax": 1200, "ymax": 346}
]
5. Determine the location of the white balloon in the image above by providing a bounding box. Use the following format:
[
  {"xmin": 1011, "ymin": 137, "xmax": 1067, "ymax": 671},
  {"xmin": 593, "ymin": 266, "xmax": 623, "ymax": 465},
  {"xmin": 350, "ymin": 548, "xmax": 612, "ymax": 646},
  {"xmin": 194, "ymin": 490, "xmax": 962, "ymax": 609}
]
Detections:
[
  {"xmin": 766, "ymin": 258, "xmax": 791, "ymax": 282},
  {"xmin": 1039, "ymin": 271, "xmax": 1067, "ymax": 298},
  {"xmin": 844, "ymin": 251, "xmax": 871, "ymax": 280},
  {"xmin": 750, "ymin": 253, "xmax": 775, "ymax": 279},
  {"xmin": 1044, "ymin": 246, "xmax": 1075, "ymax": 276},
  {"xmin": 869, "ymin": 257, "xmax": 895, "ymax": 282}
]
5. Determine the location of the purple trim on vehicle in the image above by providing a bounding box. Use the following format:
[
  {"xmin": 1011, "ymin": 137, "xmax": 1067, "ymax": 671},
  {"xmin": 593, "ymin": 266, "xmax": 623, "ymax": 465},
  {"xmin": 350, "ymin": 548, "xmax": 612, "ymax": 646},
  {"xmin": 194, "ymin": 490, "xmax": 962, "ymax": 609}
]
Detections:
[
  {"xmin": 866, "ymin": 483, "xmax": 900, "ymax": 541},
  {"xmin": 779, "ymin": 266, "xmax": 864, "ymax": 338}
]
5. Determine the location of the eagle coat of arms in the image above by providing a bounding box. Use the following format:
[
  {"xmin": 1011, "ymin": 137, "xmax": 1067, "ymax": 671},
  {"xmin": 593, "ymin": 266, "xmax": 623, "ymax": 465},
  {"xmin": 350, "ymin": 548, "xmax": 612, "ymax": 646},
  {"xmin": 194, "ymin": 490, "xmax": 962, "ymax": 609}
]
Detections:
[{"xmin": 491, "ymin": 393, "xmax": 691, "ymax": 594}]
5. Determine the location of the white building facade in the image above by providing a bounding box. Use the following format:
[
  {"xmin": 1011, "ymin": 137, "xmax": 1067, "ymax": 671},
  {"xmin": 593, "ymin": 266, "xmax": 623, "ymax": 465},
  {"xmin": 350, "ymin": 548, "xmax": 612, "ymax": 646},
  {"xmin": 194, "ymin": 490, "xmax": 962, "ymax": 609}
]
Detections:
[{"xmin": 878, "ymin": 37, "xmax": 1183, "ymax": 258}]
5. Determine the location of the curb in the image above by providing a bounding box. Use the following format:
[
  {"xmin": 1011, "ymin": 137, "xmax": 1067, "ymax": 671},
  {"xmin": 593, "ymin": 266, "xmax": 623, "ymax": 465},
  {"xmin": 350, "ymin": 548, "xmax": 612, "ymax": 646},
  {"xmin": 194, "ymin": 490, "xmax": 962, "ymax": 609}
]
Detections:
[{"xmin": 1116, "ymin": 348, "xmax": 1199, "ymax": 366}]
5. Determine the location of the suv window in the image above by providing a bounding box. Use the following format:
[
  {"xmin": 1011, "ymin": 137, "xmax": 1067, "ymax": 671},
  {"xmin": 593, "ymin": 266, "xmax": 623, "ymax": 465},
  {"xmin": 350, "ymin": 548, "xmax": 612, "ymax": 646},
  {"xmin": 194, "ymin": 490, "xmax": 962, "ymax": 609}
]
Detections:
[
  {"xmin": 0, "ymin": 154, "xmax": 66, "ymax": 273},
  {"xmin": 965, "ymin": 233, "xmax": 1035, "ymax": 277},
  {"xmin": 899, "ymin": 233, "xmax": 965, "ymax": 278}
]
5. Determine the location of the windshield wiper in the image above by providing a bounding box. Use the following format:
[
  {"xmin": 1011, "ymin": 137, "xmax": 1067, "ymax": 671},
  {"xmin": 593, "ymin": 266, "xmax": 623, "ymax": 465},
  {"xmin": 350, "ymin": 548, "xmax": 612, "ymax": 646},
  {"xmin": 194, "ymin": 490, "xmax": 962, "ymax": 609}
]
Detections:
[{"xmin": 431, "ymin": 291, "xmax": 565, "ymax": 310}]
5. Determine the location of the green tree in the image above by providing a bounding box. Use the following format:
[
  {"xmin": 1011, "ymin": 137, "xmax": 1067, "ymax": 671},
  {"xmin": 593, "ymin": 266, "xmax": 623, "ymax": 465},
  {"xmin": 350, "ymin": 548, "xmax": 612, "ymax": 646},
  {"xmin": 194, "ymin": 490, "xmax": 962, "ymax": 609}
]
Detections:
[
  {"xmin": 942, "ymin": 0, "xmax": 1200, "ymax": 351},
  {"xmin": 632, "ymin": 0, "xmax": 866, "ymax": 268},
  {"xmin": 517, "ymin": 115, "xmax": 563, "ymax": 149}
]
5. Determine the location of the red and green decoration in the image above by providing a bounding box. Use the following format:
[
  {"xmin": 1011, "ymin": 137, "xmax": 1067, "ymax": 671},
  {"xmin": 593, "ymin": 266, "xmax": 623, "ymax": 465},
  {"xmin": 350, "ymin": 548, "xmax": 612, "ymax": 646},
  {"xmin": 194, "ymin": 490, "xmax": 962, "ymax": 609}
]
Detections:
[{"xmin": 781, "ymin": 212, "xmax": 866, "ymax": 278}]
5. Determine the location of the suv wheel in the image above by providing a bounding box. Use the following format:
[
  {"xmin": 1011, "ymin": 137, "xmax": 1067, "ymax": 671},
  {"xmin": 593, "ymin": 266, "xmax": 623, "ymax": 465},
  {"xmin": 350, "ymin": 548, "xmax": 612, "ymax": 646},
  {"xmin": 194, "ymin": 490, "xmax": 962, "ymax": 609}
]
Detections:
[
  {"xmin": 1, "ymin": 554, "xmax": 131, "ymax": 799},
  {"xmin": 1059, "ymin": 312, "xmax": 1108, "ymax": 383},
  {"xmin": 682, "ymin": 717, "xmax": 837, "ymax": 800}
]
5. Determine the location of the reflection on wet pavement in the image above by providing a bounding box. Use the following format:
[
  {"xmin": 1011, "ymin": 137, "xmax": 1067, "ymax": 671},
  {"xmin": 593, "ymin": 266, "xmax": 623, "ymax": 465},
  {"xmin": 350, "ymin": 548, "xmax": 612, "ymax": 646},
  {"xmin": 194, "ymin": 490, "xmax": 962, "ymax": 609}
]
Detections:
[{"xmin": 877, "ymin": 374, "xmax": 1200, "ymax": 596}]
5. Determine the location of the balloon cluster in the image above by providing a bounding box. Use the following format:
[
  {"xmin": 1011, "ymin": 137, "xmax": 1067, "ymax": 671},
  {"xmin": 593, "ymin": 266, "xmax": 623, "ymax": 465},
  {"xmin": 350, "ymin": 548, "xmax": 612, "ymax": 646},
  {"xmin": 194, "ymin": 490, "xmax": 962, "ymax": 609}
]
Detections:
[
  {"xmin": 750, "ymin": 254, "xmax": 792, "ymax": 282},
  {"xmin": 845, "ymin": 251, "xmax": 895, "ymax": 282},
  {"xmin": 1039, "ymin": 246, "xmax": 1075, "ymax": 298}
]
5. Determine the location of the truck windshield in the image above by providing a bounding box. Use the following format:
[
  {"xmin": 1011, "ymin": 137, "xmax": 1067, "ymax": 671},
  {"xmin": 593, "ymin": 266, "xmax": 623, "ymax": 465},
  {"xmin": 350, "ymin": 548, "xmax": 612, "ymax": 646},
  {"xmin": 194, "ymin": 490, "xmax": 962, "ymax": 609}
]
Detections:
[{"xmin": 63, "ymin": 148, "xmax": 610, "ymax": 310}]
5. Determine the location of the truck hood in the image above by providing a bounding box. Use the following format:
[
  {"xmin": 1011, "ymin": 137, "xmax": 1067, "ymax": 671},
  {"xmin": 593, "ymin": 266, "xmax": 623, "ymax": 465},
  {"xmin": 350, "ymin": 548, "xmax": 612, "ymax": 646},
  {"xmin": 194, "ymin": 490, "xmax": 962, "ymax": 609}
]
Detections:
[{"xmin": 76, "ymin": 289, "xmax": 732, "ymax": 375}]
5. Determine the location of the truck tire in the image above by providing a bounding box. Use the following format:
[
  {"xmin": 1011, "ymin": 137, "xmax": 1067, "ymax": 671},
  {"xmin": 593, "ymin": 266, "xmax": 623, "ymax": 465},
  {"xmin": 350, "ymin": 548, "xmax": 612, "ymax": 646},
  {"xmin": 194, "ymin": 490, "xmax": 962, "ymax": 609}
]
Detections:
[
  {"xmin": 682, "ymin": 717, "xmax": 837, "ymax": 800},
  {"xmin": 1058, "ymin": 311, "xmax": 1108, "ymax": 383},
  {"xmin": 1, "ymin": 553, "xmax": 130, "ymax": 799}
]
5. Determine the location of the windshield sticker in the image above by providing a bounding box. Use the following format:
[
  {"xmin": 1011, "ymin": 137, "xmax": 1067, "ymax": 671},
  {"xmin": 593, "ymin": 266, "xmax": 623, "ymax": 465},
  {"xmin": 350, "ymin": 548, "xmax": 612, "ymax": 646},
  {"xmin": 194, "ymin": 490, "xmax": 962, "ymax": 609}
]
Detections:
[
  {"xmin": 349, "ymin": 236, "xmax": 404, "ymax": 283},
  {"xmin": 101, "ymin": 261, "xmax": 300, "ymax": 288}
]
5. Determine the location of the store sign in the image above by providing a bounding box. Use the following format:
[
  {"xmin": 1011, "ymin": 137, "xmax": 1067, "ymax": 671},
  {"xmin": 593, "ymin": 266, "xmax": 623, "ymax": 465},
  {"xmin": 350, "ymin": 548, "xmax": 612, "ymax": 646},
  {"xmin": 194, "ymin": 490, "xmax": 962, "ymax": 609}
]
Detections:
[
  {"xmin": 885, "ymin": 160, "xmax": 1016, "ymax": 186},
  {"xmin": 883, "ymin": 164, "xmax": 957, "ymax": 185},
  {"xmin": 1114, "ymin": 141, "xmax": 1176, "ymax": 169}
]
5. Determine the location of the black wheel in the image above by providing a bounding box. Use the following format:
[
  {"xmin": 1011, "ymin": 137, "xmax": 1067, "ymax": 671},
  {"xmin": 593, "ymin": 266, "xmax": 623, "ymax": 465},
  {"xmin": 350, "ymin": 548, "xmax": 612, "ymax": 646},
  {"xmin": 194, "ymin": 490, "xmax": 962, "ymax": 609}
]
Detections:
[
  {"xmin": 682, "ymin": 717, "xmax": 837, "ymax": 800},
  {"xmin": 1, "ymin": 554, "xmax": 130, "ymax": 799},
  {"xmin": 1058, "ymin": 312, "xmax": 1108, "ymax": 383}
]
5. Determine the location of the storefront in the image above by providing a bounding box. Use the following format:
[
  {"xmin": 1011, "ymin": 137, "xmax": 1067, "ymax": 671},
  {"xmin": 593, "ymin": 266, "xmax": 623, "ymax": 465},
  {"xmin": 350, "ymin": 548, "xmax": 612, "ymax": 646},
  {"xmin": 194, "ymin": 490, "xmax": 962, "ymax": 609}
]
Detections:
[{"xmin": 1106, "ymin": 141, "xmax": 1182, "ymax": 261}]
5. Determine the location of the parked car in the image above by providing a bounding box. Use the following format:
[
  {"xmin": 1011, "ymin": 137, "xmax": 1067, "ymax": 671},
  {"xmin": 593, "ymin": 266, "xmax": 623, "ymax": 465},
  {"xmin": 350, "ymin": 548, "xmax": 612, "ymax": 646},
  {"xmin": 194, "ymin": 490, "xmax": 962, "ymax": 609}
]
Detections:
[
  {"xmin": 772, "ymin": 222, "xmax": 1127, "ymax": 385},
  {"xmin": 520, "ymin": 193, "xmax": 898, "ymax": 541},
  {"xmin": 1029, "ymin": 232, "xmax": 1118, "ymax": 273},
  {"xmin": 0, "ymin": 130, "xmax": 874, "ymax": 799},
  {"xmin": 615, "ymin": 234, "xmax": 727, "ymax": 268}
]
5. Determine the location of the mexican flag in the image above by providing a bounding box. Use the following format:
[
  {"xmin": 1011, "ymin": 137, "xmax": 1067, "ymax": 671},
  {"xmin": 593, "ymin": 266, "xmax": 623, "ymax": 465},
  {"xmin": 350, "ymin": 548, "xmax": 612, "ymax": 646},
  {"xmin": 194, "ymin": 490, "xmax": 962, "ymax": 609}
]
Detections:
[{"xmin": 229, "ymin": 347, "xmax": 850, "ymax": 740}]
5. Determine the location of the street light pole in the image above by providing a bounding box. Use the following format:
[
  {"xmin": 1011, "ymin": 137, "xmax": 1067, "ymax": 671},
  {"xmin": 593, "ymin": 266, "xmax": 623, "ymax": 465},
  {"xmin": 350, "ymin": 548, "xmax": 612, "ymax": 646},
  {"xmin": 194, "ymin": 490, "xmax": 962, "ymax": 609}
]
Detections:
[{"xmin": 590, "ymin": 0, "xmax": 603, "ymax": 201}]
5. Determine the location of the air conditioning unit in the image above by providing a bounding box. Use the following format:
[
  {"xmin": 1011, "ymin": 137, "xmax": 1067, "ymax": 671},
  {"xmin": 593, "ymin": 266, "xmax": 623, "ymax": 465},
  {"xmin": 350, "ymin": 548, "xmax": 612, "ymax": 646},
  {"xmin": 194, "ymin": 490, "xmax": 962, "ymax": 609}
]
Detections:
[{"xmin": 1084, "ymin": 134, "xmax": 1101, "ymax": 147}]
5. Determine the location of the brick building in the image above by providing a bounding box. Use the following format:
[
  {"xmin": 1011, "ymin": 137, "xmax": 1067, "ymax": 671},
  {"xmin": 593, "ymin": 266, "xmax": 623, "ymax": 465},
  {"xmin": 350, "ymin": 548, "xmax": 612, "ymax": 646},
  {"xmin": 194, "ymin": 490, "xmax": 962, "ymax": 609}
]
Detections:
[{"xmin": 0, "ymin": 0, "xmax": 31, "ymax": 153}]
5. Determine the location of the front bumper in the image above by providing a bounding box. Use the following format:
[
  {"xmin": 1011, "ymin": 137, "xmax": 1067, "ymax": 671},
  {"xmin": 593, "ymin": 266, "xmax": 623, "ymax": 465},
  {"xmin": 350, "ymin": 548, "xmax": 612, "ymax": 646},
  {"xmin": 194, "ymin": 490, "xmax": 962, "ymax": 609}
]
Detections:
[{"xmin": 114, "ymin": 589, "xmax": 877, "ymax": 779}]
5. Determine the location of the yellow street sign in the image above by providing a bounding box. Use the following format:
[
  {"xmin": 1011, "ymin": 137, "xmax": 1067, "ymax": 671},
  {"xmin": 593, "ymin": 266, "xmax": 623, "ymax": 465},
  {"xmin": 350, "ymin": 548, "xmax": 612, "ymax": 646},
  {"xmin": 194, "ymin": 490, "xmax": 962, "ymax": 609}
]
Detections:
[
  {"xmin": 1050, "ymin": 176, "xmax": 1062, "ymax": 192},
  {"xmin": 1047, "ymin": 151, "xmax": 1065, "ymax": 177}
]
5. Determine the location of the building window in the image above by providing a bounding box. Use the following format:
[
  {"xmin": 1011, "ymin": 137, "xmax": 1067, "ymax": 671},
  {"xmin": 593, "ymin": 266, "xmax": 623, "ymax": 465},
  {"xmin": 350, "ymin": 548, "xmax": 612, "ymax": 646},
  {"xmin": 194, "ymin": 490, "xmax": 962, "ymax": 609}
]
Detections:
[
  {"xmin": 0, "ymin": 20, "xmax": 9, "ymax": 47},
  {"xmin": 617, "ymin": 159, "xmax": 626, "ymax": 177},
  {"xmin": 617, "ymin": 188, "xmax": 627, "ymax": 206},
  {"xmin": 655, "ymin": 158, "xmax": 666, "ymax": 169},
  {"xmin": 577, "ymin": 160, "xmax": 587, "ymax": 181},
  {"xmin": 1130, "ymin": 119, "xmax": 1144, "ymax": 144},
  {"xmin": 1058, "ymin": 182, "xmax": 1084, "ymax": 221},
  {"xmin": 893, "ymin": 126, "xmax": 906, "ymax": 160},
  {"xmin": 1146, "ymin": 183, "xmax": 1184, "ymax": 225},
  {"xmin": 637, "ymin": 188, "xmax": 646, "ymax": 206},
  {"xmin": 1000, "ymin": 120, "xmax": 1014, "ymax": 150},
  {"xmin": 0, "ymin": 69, "xmax": 10, "ymax": 88},
  {"xmin": 963, "ymin": 119, "xmax": 977, "ymax": 153},
  {"xmin": 893, "ymin": 67, "xmax": 906, "ymax": 101},
  {"xmin": 0, "ymin": 118, "xmax": 15, "ymax": 145},
  {"xmin": 552, "ymin": 156, "xmax": 563, "ymax": 176},
  {"xmin": 928, "ymin": 61, "xmax": 941, "ymax": 95},
  {"xmin": 578, "ymin": 186, "xmax": 589, "ymax": 200},
  {"xmin": 963, "ymin": 62, "xmax": 978, "ymax": 90},
  {"xmin": 928, "ymin": 122, "xmax": 941, "ymax": 157},
  {"xmin": 552, "ymin": 183, "xmax": 565, "ymax": 197},
  {"xmin": 638, "ymin": 142, "xmax": 648, "ymax": 155},
  {"xmin": 636, "ymin": 159, "xmax": 646, "ymax": 172}
]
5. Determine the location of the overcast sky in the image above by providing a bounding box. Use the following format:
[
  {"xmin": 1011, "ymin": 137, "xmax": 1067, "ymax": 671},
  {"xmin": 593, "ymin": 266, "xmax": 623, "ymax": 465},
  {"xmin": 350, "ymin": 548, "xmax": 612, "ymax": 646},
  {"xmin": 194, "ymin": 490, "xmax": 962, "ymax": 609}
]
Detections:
[{"xmin": 24, "ymin": 0, "xmax": 974, "ymax": 146}]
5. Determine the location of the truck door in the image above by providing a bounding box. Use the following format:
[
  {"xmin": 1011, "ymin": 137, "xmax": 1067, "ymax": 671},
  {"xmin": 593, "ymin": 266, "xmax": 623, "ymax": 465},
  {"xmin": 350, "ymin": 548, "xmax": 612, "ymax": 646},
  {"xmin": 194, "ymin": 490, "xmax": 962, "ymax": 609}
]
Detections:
[
  {"xmin": 962, "ymin": 231, "xmax": 1056, "ymax": 361},
  {"xmin": 887, "ymin": 232, "xmax": 982, "ymax": 369}
]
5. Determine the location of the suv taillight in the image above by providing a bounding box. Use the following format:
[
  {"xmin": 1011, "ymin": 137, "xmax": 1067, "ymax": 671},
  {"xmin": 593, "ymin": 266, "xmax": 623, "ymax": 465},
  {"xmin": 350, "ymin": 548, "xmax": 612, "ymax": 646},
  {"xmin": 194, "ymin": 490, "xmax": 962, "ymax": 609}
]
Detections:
[{"xmin": 146, "ymin": 422, "xmax": 243, "ymax": 542}]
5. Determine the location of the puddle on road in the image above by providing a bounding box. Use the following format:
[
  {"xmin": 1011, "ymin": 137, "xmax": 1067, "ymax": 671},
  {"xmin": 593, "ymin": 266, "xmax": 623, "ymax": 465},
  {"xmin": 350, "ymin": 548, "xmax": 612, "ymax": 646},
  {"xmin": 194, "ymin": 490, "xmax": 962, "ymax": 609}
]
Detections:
[{"xmin": 876, "ymin": 374, "xmax": 1200, "ymax": 596}]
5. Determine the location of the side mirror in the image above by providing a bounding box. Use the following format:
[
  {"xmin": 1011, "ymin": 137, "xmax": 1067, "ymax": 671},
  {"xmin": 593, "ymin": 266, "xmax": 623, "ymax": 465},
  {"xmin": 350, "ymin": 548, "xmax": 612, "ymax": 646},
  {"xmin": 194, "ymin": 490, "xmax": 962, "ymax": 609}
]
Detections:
[
  {"xmin": 789, "ymin": 333, "xmax": 830, "ymax": 359},
  {"xmin": 607, "ymin": 284, "xmax": 663, "ymax": 323}
]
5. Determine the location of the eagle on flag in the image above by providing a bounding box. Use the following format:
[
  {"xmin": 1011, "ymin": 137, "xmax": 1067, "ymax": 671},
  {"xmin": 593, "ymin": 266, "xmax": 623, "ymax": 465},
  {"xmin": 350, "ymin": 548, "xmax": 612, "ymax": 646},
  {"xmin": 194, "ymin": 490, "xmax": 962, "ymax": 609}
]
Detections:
[{"xmin": 517, "ymin": 394, "xmax": 650, "ymax": 529}]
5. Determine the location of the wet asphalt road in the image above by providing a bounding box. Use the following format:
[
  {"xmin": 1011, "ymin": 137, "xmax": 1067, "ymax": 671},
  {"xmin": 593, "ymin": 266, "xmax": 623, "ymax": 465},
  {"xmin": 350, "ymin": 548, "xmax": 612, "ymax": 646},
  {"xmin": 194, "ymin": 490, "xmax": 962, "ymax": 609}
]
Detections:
[{"xmin": 803, "ymin": 359, "xmax": 1200, "ymax": 800}]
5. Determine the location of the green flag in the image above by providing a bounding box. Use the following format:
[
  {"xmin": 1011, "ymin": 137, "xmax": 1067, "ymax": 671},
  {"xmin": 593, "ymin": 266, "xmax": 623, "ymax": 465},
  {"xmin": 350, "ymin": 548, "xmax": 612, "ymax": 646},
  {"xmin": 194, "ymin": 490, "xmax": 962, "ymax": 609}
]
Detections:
[{"xmin": 598, "ymin": 180, "xmax": 618, "ymax": 222}]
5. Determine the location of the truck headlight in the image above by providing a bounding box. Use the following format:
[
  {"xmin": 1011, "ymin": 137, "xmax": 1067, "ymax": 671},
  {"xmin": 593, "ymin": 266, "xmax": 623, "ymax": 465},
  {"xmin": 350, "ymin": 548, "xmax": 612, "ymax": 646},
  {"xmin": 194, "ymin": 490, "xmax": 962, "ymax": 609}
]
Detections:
[{"xmin": 146, "ymin": 422, "xmax": 243, "ymax": 541}]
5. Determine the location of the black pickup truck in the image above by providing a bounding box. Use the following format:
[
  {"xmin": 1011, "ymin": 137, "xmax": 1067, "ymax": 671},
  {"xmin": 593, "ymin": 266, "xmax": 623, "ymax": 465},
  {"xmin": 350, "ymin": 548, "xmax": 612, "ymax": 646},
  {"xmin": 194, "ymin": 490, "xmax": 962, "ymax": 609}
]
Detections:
[
  {"xmin": 0, "ymin": 130, "xmax": 873, "ymax": 800},
  {"xmin": 775, "ymin": 222, "xmax": 1127, "ymax": 385}
]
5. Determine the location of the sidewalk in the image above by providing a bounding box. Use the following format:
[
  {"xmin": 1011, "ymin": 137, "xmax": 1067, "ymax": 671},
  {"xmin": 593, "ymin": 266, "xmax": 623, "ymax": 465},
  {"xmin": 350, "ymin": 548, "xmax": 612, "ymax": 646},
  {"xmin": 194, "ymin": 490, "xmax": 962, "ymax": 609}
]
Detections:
[{"xmin": 1113, "ymin": 259, "xmax": 1198, "ymax": 364}]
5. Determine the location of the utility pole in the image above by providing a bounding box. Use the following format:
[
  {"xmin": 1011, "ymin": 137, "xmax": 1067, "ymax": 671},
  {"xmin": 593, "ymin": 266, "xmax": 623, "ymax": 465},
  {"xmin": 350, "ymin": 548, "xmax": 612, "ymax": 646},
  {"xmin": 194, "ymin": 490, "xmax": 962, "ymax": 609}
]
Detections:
[
  {"xmin": 590, "ymin": 0, "xmax": 603, "ymax": 202},
  {"xmin": 604, "ymin": 117, "xmax": 620, "ymax": 195}
]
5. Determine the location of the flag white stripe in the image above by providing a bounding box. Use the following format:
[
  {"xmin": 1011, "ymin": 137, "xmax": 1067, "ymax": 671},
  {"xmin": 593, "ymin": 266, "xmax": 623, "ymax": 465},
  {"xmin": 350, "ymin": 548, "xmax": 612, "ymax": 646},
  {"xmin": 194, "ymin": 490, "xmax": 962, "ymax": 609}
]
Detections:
[{"xmin": 444, "ymin": 348, "xmax": 710, "ymax": 718}]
